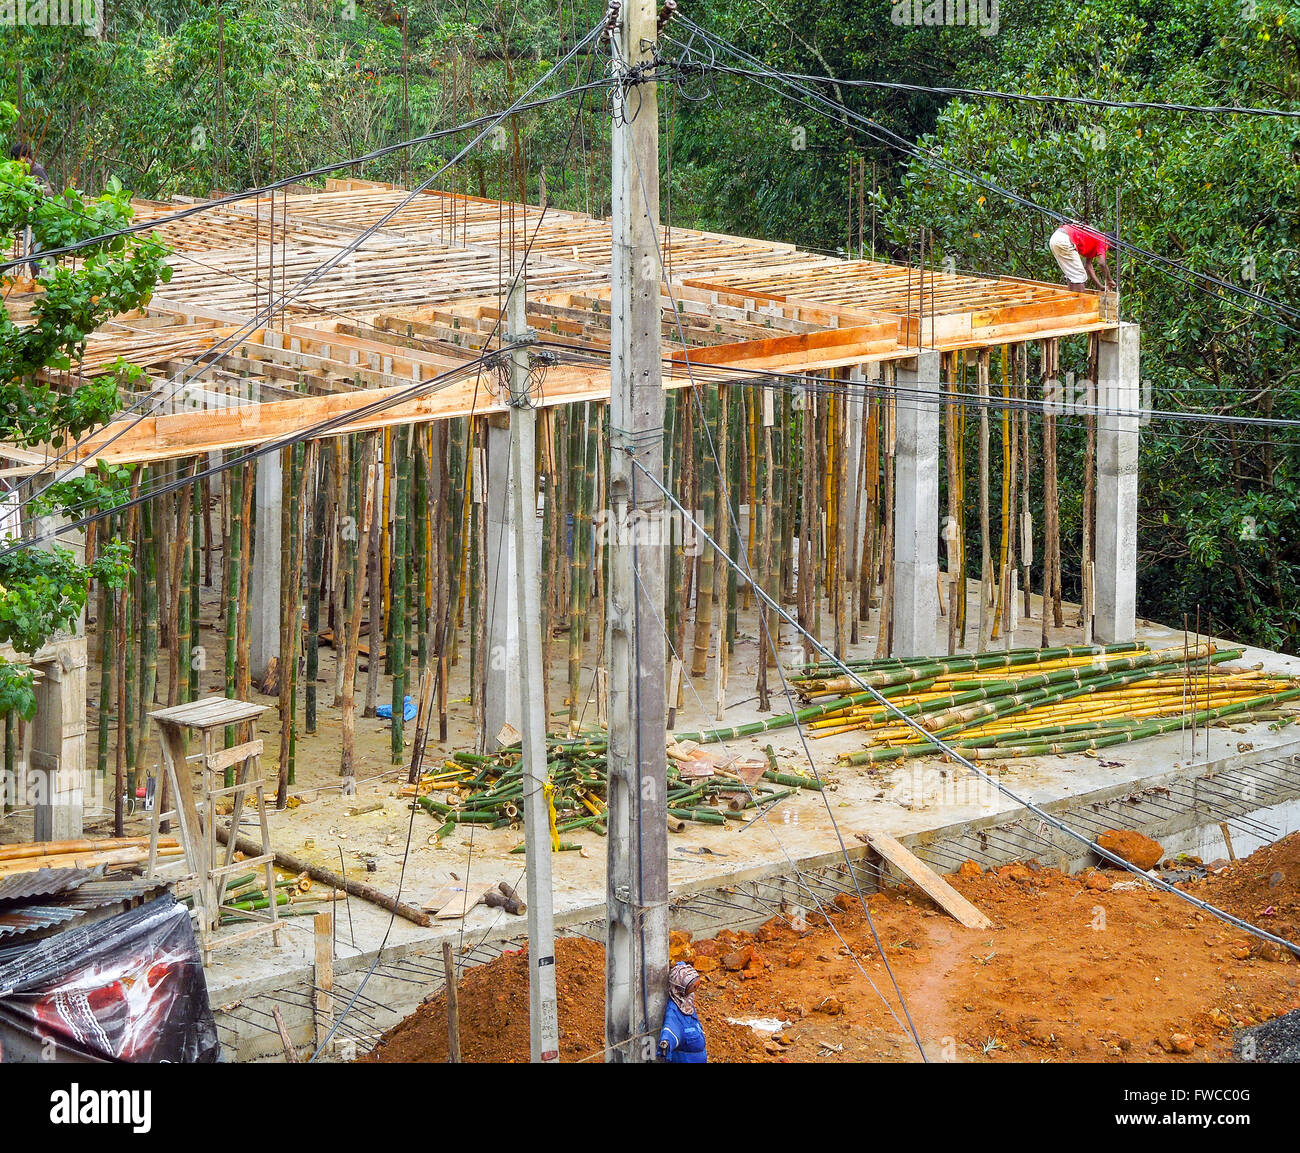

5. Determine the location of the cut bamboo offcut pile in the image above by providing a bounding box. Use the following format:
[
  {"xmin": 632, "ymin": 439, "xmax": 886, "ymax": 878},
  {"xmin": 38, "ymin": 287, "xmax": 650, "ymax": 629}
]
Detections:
[{"xmin": 409, "ymin": 730, "xmax": 823, "ymax": 844}]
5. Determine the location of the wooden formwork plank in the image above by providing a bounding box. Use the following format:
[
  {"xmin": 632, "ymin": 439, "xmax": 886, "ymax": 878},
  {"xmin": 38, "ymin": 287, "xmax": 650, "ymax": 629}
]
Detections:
[{"xmin": 855, "ymin": 831, "xmax": 993, "ymax": 930}]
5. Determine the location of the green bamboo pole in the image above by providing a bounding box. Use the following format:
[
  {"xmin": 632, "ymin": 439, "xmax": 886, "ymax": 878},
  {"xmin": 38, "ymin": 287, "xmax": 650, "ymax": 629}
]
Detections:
[
  {"xmin": 665, "ymin": 393, "xmax": 681, "ymax": 663},
  {"xmin": 288, "ymin": 442, "xmax": 310, "ymax": 787},
  {"xmin": 3, "ymin": 711, "xmax": 13, "ymax": 814},
  {"xmin": 725, "ymin": 387, "xmax": 739, "ymax": 651},
  {"xmin": 692, "ymin": 386, "xmax": 718, "ymax": 677},
  {"xmin": 972, "ymin": 689, "xmax": 1300, "ymax": 760},
  {"xmin": 306, "ymin": 448, "xmax": 328, "ymax": 734},
  {"xmin": 793, "ymin": 641, "xmax": 1145, "ymax": 678},
  {"xmin": 674, "ymin": 678, "xmax": 936, "ymax": 744},
  {"xmin": 189, "ymin": 470, "xmax": 201, "ymax": 700},
  {"xmin": 391, "ymin": 428, "xmax": 410, "ymax": 764},
  {"xmin": 568, "ymin": 404, "xmax": 594, "ymax": 730},
  {"xmin": 415, "ymin": 430, "xmax": 430, "ymax": 678},
  {"xmin": 224, "ymin": 455, "xmax": 242, "ymax": 768},
  {"xmin": 96, "ymin": 521, "xmax": 115, "ymax": 781}
]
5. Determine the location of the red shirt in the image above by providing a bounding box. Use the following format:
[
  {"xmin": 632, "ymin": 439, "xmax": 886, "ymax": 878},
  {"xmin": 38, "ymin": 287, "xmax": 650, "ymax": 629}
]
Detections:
[{"xmin": 1063, "ymin": 224, "xmax": 1108, "ymax": 259}]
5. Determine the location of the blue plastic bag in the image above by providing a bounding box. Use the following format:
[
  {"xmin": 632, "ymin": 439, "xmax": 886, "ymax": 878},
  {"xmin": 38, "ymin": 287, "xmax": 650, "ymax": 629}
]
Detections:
[{"xmin": 376, "ymin": 695, "xmax": 417, "ymax": 722}]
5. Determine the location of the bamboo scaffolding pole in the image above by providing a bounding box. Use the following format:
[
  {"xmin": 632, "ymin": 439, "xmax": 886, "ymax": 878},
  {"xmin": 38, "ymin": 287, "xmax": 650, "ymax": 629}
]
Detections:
[
  {"xmin": 874, "ymin": 374, "xmax": 896, "ymax": 658},
  {"xmin": 306, "ymin": 445, "xmax": 329, "ymax": 734},
  {"xmin": 390, "ymin": 428, "xmax": 410, "ymax": 765},
  {"xmin": 364, "ymin": 444, "xmax": 384, "ymax": 718},
  {"xmin": 692, "ymin": 387, "xmax": 717, "ymax": 678},
  {"xmin": 977, "ymin": 350, "xmax": 992, "ymax": 652},
  {"xmin": 340, "ymin": 435, "xmax": 377, "ymax": 794},
  {"xmin": 713, "ymin": 384, "xmax": 731, "ymax": 719}
]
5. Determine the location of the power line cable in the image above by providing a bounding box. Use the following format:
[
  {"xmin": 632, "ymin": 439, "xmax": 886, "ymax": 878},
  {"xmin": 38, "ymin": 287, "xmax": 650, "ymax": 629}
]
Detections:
[
  {"xmin": 13, "ymin": 75, "xmax": 610, "ymax": 524},
  {"xmin": 629, "ymin": 457, "xmax": 1300, "ymax": 959},
  {"xmin": 0, "ymin": 82, "xmax": 618, "ymax": 275},
  {"xmin": 663, "ymin": 21, "xmax": 1300, "ymax": 330},
  {"xmin": 616, "ymin": 44, "xmax": 929, "ymax": 1057},
  {"xmin": 0, "ymin": 348, "xmax": 518, "ymax": 559},
  {"xmin": 698, "ymin": 64, "xmax": 1300, "ymax": 119},
  {"xmin": 626, "ymin": 545, "xmax": 921, "ymax": 1041},
  {"xmin": 533, "ymin": 342, "xmax": 1300, "ymax": 436},
  {"xmin": 311, "ymin": 24, "xmax": 611, "ymax": 1059}
]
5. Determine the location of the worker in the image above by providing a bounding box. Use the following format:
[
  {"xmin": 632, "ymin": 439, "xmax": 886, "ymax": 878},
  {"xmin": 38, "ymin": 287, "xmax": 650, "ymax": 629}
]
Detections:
[
  {"xmin": 9, "ymin": 142, "xmax": 54, "ymax": 278},
  {"xmin": 1048, "ymin": 221, "xmax": 1115, "ymax": 293},
  {"xmin": 658, "ymin": 960, "xmax": 707, "ymax": 1063}
]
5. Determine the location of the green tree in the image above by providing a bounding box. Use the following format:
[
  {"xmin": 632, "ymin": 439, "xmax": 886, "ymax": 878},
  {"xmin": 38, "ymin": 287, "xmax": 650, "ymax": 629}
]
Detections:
[
  {"xmin": 1, "ymin": 100, "xmax": 172, "ymax": 716},
  {"xmin": 876, "ymin": 0, "xmax": 1300, "ymax": 652}
]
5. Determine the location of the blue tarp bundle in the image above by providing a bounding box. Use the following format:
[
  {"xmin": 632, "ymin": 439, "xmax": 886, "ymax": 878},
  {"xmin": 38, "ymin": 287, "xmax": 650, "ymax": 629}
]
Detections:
[{"xmin": 376, "ymin": 695, "xmax": 417, "ymax": 722}]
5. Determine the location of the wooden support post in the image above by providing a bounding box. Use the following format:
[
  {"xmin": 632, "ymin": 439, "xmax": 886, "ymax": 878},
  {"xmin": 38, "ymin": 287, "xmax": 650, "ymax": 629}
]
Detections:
[
  {"xmin": 442, "ymin": 938, "xmax": 461, "ymax": 1063},
  {"xmin": 314, "ymin": 910, "xmax": 333, "ymax": 1051}
]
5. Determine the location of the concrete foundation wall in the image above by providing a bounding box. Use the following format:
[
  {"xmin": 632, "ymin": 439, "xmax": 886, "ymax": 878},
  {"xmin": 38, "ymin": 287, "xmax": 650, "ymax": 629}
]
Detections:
[{"xmin": 212, "ymin": 741, "xmax": 1300, "ymax": 1062}]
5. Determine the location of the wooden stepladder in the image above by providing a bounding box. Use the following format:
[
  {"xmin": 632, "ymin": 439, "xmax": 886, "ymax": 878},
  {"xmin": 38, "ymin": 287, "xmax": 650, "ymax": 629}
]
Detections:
[{"xmin": 145, "ymin": 696, "xmax": 281, "ymax": 964}]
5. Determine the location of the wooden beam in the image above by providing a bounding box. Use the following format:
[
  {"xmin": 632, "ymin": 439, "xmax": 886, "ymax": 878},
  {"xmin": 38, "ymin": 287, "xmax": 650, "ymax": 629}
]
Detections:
[
  {"xmin": 672, "ymin": 322, "xmax": 901, "ymax": 372},
  {"xmin": 855, "ymin": 830, "xmax": 993, "ymax": 929}
]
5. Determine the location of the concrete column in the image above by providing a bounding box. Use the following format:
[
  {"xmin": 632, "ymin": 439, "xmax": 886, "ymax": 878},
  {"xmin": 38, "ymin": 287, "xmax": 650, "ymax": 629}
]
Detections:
[
  {"xmin": 31, "ymin": 639, "xmax": 88, "ymax": 841},
  {"xmin": 891, "ymin": 350, "xmax": 942, "ymax": 658},
  {"xmin": 483, "ymin": 415, "xmax": 521, "ymax": 749},
  {"xmin": 249, "ymin": 451, "xmax": 282, "ymax": 681},
  {"xmin": 26, "ymin": 467, "xmax": 88, "ymax": 839},
  {"xmin": 844, "ymin": 365, "xmax": 866, "ymax": 581},
  {"xmin": 1095, "ymin": 322, "xmax": 1140, "ymax": 643}
]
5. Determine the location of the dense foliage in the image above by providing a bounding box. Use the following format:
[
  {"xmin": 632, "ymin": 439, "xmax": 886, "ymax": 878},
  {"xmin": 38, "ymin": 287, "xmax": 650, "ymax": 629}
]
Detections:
[
  {"xmin": 3, "ymin": 0, "xmax": 1297, "ymax": 652},
  {"xmin": 0, "ymin": 99, "xmax": 165, "ymax": 715}
]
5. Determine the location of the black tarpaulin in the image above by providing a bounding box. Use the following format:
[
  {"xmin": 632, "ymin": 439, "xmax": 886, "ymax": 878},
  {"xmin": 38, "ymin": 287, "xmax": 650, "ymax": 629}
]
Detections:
[{"xmin": 0, "ymin": 893, "xmax": 219, "ymax": 1062}]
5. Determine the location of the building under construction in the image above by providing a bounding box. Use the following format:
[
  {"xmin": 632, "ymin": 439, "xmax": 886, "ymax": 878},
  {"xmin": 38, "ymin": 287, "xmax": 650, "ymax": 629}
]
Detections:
[{"xmin": 2, "ymin": 159, "xmax": 1299, "ymax": 1059}]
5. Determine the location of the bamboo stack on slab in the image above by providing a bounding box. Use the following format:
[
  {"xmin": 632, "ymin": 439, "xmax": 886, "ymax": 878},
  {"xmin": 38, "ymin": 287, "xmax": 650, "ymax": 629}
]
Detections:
[{"xmin": 0, "ymin": 836, "xmax": 182, "ymax": 875}]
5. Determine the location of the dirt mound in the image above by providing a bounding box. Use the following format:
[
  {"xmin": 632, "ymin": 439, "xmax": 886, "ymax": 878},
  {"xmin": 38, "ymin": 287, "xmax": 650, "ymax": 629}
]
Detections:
[
  {"xmin": 361, "ymin": 935, "xmax": 766, "ymax": 1063},
  {"xmin": 1190, "ymin": 831, "xmax": 1300, "ymax": 945},
  {"xmin": 696, "ymin": 861, "xmax": 1300, "ymax": 1062},
  {"xmin": 362, "ymin": 836, "xmax": 1300, "ymax": 1063}
]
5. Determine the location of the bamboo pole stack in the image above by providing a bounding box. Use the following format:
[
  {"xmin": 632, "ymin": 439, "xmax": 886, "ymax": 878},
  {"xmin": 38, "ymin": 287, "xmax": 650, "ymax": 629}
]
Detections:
[
  {"xmin": 410, "ymin": 729, "xmax": 823, "ymax": 844},
  {"xmin": 0, "ymin": 836, "xmax": 182, "ymax": 875}
]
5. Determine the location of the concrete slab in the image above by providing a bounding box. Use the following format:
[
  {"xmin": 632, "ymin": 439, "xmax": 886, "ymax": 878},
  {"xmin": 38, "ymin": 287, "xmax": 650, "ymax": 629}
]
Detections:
[{"xmin": 171, "ymin": 581, "xmax": 1300, "ymax": 1059}]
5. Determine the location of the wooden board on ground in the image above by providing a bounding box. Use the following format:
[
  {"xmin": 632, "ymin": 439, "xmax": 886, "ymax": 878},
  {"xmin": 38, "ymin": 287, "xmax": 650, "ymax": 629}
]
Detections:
[
  {"xmin": 425, "ymin": 883, "xmax": 492, "ymax": 919},
  {"xmin": 855, "ymin": 830, "xmax": 993, "ymax": 930}
]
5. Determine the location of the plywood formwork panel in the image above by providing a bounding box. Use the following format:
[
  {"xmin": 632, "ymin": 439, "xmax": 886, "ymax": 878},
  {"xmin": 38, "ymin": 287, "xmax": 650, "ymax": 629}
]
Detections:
[{"xmin": 25, "ymin": 181, "xmax": 1118, "ymax": 464}]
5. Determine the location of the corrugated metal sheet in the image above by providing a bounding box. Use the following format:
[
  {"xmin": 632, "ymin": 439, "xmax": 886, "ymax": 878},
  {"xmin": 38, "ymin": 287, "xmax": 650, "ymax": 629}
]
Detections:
[
  {"xmin": 63, "ymin": 877, "xmax": 168, "ymax": 911},
  {"xmin": 0, "ymin": 904, "xmax": 85, "ymax": 940},
  {"xmin": 0, "ymin": 867, "xmax": 95, "ymax": 902}
]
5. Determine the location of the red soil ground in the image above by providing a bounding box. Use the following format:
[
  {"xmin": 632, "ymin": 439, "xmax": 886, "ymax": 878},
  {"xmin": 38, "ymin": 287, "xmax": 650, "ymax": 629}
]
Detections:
[{"xmin": 363, "ymin": 832, "xmax": 1300, "ymax": 1062}]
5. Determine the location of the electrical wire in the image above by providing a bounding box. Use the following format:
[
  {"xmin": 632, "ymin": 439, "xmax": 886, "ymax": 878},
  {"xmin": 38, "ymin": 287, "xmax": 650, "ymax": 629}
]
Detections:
[
  {"xmin": 696, "ymin": 65, "xmax": 1300, "ymax": 119},
  {"xmin": 662, "ymin": 21, "xmax": 1300, "ymax": 330},
  {"xmin": 626, "ymin": 546, "xmax": 920, "ymax": 1042},
  {"xmin": 537, "ymin": 341, "xmax": 1300, "ymax": 432},
  {"xmin": 628, "ymin": 456, "xmax": 1300, "ymax": 959},
  {"xmin": 0, "ymin": 82, "xmax": 619, "ymax": 275},
  {"xmin": 0, "ymin": 349, "xmax": 518, "ymax": 559},
  {"xmin": 11, "ymin": 74, "xmax": 612, "ymax": 530},
  {"xmin": 312, "ymin": 24, "xmax": 611, "ymax": 1059},
  {"xmin": 616, "ymin": 42, "xmax": 929, "ymax": 1057}
]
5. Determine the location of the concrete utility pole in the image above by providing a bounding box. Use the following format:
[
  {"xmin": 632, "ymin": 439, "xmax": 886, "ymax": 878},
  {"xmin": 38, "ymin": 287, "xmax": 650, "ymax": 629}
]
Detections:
[
  {"xmin": 506, "ymin": 283, "xmax": 560, "ymax": 1063},
  {"xmin": 605, "ymin": 0, "xmax": 669, "ymax": 1063}
]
